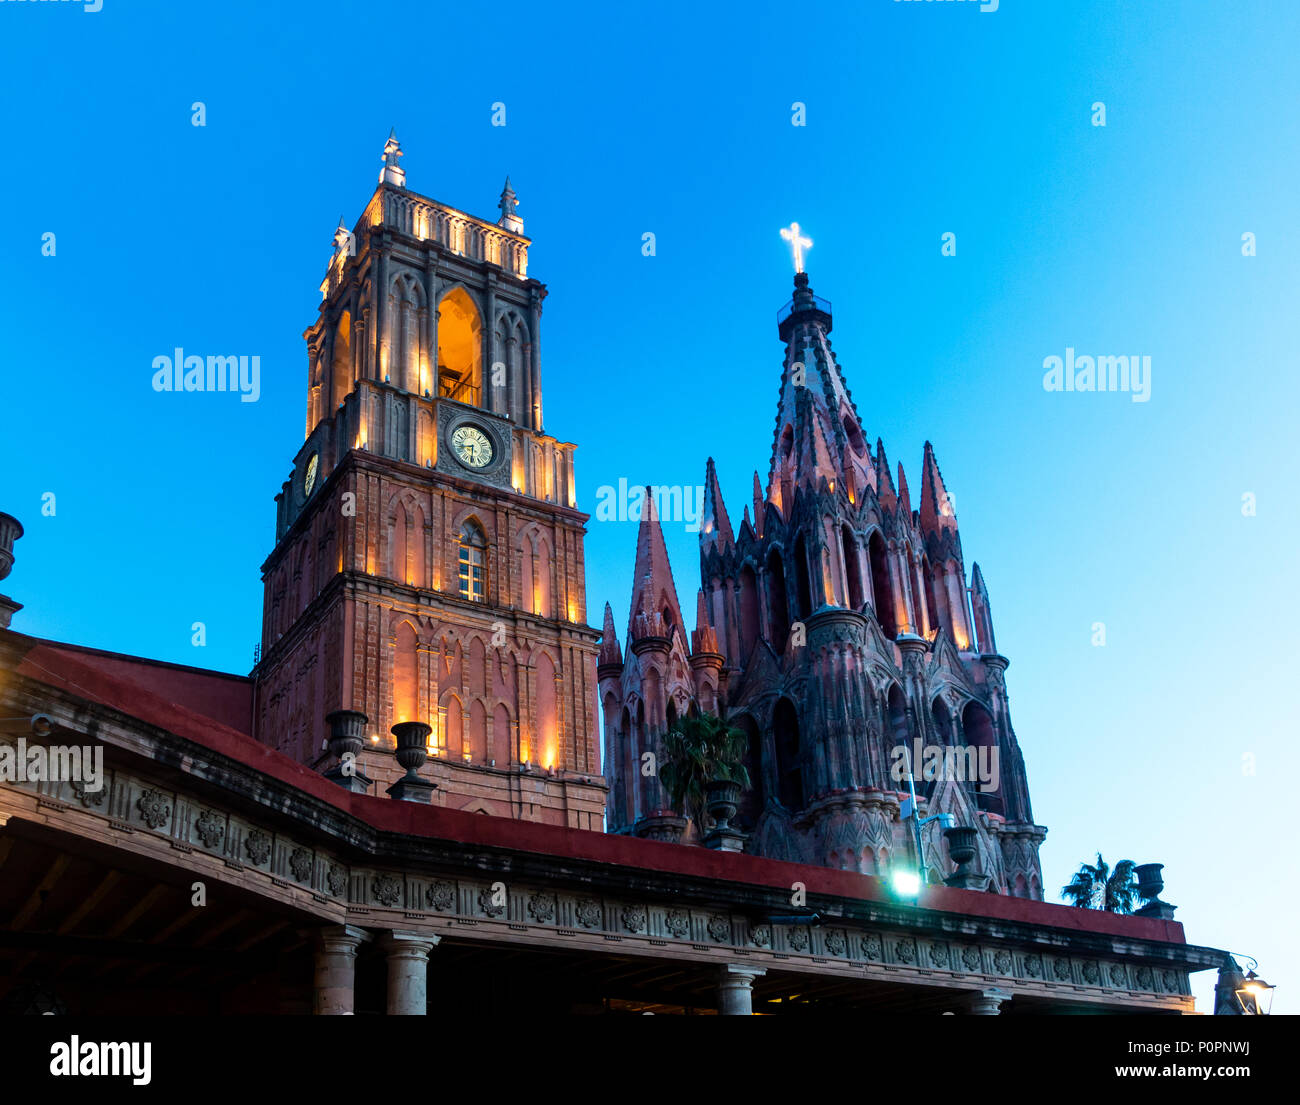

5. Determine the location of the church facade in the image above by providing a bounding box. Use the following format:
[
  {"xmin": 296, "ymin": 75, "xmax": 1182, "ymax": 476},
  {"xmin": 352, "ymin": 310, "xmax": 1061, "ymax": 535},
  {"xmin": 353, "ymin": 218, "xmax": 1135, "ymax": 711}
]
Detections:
[
  {"xmin": 0, "ymin": 139, "xmax": 1233, "ymax": 1015},
  {"xmin": 601, "ymin": 270, "xmax": 1045, "ymax": 898}
]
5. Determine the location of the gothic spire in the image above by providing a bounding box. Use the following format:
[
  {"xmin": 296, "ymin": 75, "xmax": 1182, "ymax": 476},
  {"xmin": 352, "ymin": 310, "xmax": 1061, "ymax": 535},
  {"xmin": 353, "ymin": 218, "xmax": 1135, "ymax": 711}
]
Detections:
[
  {"xmin": 598, "ymin": 601, "xmax": 623, "ymax": 666},
  {"xmin": 767, "ymin": 271, "xmax": 871, "ymax": 505},
  {"xmin": 969, "ymin": 562, "xmax": 997, "ymax": 655},
  {"xmin": 498, "ymin": 175, "xmax": 523, "ymax": 233},
  {"xmin": 379, "ymin": 128, "xmax": 406, "ymax": 187},
  {"xmin": 897, "ymin": 462, "xmax": 912, "ymax": 517},
  {"xmin": 690, "ymin": 589, "xmax": 720, "ymax": 655},
  {"xmin": 875, "ymin": 438, "xmax": 897, "ymax": 511},
  {"xmin": 700, "ymin": 457, "xmax": 734, "ymax": 551},
  {"xmin": 919, "ymin": 440, "xmax": 958, "ymax": 535},
  {"xmin": 627, "ymin": 488, "xmax": 685, "ymax": 645}
]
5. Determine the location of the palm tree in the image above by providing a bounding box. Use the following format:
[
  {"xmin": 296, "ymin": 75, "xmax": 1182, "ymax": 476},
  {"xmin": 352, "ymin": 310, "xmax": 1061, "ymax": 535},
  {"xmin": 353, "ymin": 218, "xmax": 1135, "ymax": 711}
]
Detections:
[
  {"xmin": 1061, "ymin": 853, "xmax": 1140, "ymax": 913},
  {"xmin": 658, "ymin": 712, "xmax": 751, "ymax": 826}
]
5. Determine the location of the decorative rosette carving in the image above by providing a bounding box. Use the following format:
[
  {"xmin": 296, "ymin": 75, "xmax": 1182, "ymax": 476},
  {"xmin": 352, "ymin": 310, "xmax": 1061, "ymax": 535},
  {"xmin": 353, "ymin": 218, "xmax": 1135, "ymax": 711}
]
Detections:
[
  {"xmin": 574, "ymin": 899, "xmax": 602, "ymax": 929},
  {"xmin": 244, "ymin": 830, "xmax": 271, "ymax": 866},
  {"xmin": 136, "ymin": 789, "xmax": 171, "ymax": 830},
  {"xmin": 478, "ymin": 886, "xmax": 506, "ymax": 918},
  {"xmin": 527, "ymin": 892, "xmax": 556, "ymax": 923},
  {"xmin": 195, "ymin": 810, "xmax": 225, "ymax": 849},
  {"xmin": 426, "ymin": 881, "xmax": 455, "ymax": 911},
  {"xmin": 372, "ymin": 874, "xmax": 402, "ymax": 907},
  {"xmin": 289, "ymin": 848, "xmax": 313, "ymax": 883},
  {"xmin": 71, "ymin": 779, "xmax": 107, "ymax": 808}
]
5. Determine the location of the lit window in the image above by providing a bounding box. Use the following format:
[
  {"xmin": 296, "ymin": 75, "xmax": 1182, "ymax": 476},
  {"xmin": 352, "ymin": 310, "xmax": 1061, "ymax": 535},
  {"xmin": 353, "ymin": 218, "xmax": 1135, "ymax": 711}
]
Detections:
[{"xmin": 458, "ymin": 520, "xmax": 487, "ymax": 603}]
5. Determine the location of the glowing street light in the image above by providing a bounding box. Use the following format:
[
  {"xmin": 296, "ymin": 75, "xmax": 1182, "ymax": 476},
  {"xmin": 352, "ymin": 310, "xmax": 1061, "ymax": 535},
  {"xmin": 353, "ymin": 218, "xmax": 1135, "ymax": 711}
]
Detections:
[{"xmin": 1236, "ymin": 969, "xmax": 1276, "ymax": 1015}]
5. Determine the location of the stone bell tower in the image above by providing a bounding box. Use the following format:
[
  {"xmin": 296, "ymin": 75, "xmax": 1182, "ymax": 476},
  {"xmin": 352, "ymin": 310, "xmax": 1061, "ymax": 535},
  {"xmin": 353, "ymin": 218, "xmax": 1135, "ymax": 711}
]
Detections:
[{"xmin": 252, "ymin": 133, "xmax": 604, "ymax": 829}]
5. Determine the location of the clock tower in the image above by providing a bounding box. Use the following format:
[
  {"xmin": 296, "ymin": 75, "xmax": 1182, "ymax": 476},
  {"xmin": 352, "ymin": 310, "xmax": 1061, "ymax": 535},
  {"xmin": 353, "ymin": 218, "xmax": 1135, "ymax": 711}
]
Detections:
[{"xmin": 252, "ymin": 134, "xmax": 605, "ymax": 828}]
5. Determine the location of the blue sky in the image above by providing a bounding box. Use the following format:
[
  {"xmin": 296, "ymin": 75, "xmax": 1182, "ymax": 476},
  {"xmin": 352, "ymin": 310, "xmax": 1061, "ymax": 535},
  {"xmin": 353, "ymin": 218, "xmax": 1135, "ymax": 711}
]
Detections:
[{"xmin": 3, "ymin": 0, "xmax": 1297, "ymax": 1012}]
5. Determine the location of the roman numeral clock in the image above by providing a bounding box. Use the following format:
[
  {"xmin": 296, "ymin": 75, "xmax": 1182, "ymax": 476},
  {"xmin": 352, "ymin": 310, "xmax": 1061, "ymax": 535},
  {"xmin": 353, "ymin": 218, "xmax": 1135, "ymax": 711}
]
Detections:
[{"xmin": 438, "ymin": 407, "xmax": 513, "ymax": 489}]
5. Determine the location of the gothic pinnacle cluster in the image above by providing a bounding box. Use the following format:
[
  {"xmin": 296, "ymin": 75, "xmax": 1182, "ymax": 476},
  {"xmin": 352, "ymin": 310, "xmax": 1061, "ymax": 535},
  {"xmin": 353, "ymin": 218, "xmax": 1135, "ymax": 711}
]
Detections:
[{"xmin": 601, "ymin": 267, "xmax": 1046, "ymax": 896}]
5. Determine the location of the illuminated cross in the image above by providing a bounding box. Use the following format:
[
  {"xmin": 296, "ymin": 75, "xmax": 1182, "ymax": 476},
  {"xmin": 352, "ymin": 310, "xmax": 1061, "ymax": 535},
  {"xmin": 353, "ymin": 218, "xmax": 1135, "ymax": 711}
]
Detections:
[{"xmin": 780, "ymin": 221, "xmax": 812, "ymax": 273}]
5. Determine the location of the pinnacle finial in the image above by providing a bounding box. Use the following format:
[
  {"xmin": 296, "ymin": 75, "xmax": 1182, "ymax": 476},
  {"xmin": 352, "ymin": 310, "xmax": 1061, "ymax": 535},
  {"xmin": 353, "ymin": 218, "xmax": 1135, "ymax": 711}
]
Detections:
[
  {"xmin": 498, "ymin": 175, "xmax": 522, "ymax": 231},
  {"xmin": 379, "ymin": 129, "xmax": 406, "ymax": 187}
]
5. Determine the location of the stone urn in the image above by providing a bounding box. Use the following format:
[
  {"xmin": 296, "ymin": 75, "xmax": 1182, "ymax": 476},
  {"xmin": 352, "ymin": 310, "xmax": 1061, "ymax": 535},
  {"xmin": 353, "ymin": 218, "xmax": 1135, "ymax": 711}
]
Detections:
[
  {"xmin": 0, "ymin": 513, "xmax": 21, "ymax": 581},
  {"xmin": 1134, "ymin": 862, "xmax": 1176, "ymax": 919},
  {"xmin": 387, "ymin": 721, "xmax": 437, "ymax": 803},
  {"xmin": 634, "ymin": 813, "xmax": 688, "ymax": 844},
  {"xmin": 705, "ymin": 780, "xmax": 742, "ymax": 833},
  {"xmin": 322, "ymin": 709, "xmax": 372, "ymax": 793},
  {"xmin": 944, "ymin": 825, "xmax": 978, "ymax": 875},
  {"xmin": 1134, "ymin": 863, "xmax": 1165, "ymax": 902},
  {"xmin": 390, "ymin": 721, "xmax": 432, "ymax": 778},
  {"xmin": 325, "ymin": 709, "xmax": 368, "ymax": 763},
  {"xmin": 942, "ymin": 825, "xmax": 990, "ymax": 891}
]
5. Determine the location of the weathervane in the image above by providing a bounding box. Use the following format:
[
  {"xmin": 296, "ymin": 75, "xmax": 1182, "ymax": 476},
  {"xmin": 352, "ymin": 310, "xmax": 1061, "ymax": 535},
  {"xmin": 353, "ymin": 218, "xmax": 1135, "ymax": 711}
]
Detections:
[{"xmin": 780, "ymin": 221, "xmax": 812, "ymax": 274}]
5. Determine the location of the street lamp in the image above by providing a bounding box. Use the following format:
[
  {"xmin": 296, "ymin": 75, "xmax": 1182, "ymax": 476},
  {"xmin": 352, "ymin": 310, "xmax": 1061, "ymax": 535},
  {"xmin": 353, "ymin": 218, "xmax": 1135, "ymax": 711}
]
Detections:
[
  {"xmin": 895, "ymin": 743, "xmax": 952, "ymax": 896},
  {"xmin": 1236, "ymin": 969, "xmax": 1276, "ymax": 1015}
]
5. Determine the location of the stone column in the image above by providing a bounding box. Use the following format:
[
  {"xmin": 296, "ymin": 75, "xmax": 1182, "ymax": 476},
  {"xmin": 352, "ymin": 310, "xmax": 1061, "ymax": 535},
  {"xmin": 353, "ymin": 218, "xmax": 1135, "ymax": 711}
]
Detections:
[
  {"xmin": 717, "ymin": 964, "xmax": 766, "ymax": 1015},
  {"xmin": 967, "ymin": 987, "xmax": 1010, "ymax": 1015},
  {"xmin": 528, "ymin": 291, "xmax": 543, "ymax": 430},
  {"xmin": 310, "ymin": 924, "xmax": 371, "ymax": 1015},
  {"xmin": 379, "ymin": 931, "xmax": 440, "ymax": 1015}
]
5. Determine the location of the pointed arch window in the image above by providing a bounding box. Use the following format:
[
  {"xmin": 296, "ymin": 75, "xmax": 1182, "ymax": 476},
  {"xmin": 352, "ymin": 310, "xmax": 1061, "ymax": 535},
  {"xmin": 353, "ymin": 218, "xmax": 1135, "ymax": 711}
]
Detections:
[{"xmin": 457, "ymin": 520, "xmax": 487, "ymax": 603}]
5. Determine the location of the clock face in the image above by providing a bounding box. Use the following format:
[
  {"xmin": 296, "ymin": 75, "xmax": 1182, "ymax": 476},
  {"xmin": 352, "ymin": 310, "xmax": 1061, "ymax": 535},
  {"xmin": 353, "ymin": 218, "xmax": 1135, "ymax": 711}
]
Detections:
[
  {"xmin": 451, "ymin": 425, "xmax": 493, "ymax": 469},
  {"xmin": 304, "ymin": 453, "xmax": 319, "ymax": 497}
]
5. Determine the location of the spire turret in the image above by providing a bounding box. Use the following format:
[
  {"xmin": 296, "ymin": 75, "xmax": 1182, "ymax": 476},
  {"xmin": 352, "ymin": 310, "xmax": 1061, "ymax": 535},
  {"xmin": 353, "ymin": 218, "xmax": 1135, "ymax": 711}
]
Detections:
[
  {"xmin": 690, "ymin": 589, "xmax": 720, "ymax": 655},
  {"xmin": 875, "ymin": 439, "xmax": 897, "ymax": 511},
  {"xmin": 598, "ymin": 601, "xmax": 623, "ymax": 667},
  {"xmin": 498, "ymin": 175, "xmax": 523, "ymax": 234},
  {"xmin": 379, "ymin": 128, "xmax": 406, "ymax": 187},
  {"xmin": 919, "ymin": 440, "xmax": 958, "ymax": 536},
  {"xmin": 700, "ymin": 457, "xmax": 734, "ymax": 550},
  {"xmin": 627, "ymin": 489, "xmax": 685, "ymax": 645},
  {"xmin": 969, "ymin": 562, "xmax": 997, "ymax": 655}
]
